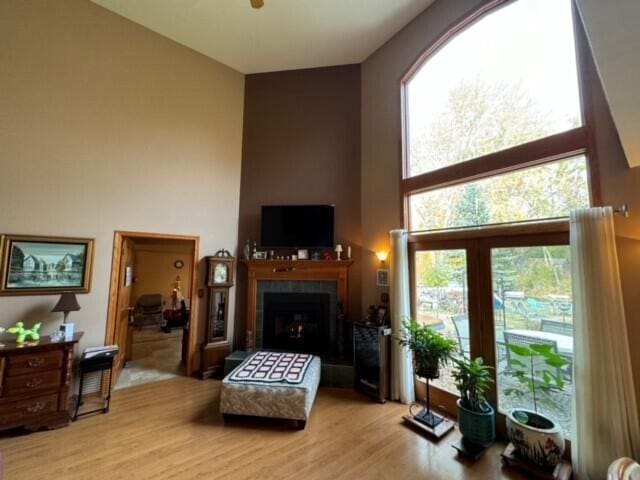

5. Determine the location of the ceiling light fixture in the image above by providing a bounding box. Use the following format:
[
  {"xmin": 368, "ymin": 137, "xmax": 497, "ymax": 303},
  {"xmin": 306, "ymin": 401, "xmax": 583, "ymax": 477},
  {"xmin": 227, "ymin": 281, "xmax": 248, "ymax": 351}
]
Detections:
[{"xmin": 250, "ymin": 0, "xmax": 264, "ymax": 9}]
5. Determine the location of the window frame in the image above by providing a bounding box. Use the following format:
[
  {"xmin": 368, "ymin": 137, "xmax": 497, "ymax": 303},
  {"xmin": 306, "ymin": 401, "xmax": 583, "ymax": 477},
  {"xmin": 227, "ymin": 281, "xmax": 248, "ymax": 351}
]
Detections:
[
  {"xmin": 400, "ymin": 0, "xmax": 600, "ymax": 232},
  {"xmin": 400, "ymin": 0, "xmax": 597, "ymax": 450},
  {"xmin": 409, "ymin": 228, "xmax": 571, "ymax": 442}
]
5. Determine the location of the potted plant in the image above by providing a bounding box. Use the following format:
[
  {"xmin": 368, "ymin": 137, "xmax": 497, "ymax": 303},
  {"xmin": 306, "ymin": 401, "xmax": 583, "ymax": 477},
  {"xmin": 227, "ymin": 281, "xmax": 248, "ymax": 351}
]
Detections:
[
  {"xmin": 395, "ymin": 319, "xmax": 457, "ymax": 427},
  {"xmin": 451, "ymin": 356, "xmax": 495, "ymax": 448},
  {"xmin": 503, "ymin": 343, "xmax": 569, "ymax": 468},
  {"xmin": 396, "ymin": 319, "xmax": 457, "ymax": 379}
]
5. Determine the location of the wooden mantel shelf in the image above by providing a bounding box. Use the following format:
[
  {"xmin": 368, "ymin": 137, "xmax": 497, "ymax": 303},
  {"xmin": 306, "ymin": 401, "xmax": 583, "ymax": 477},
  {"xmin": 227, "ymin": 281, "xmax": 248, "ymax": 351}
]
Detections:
[
  {"xmin": 241, "ymin": 259, "xmax": 353, "ymax": 269},
  {"xmin": 241, "ymin": 259, "xmax": 353, "ymax": 348}
]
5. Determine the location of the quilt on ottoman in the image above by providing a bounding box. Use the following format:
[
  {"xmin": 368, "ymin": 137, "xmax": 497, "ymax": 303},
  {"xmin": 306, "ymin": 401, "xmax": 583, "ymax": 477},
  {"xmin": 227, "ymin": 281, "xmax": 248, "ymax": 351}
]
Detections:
[{"xmin": 220, "ymin": 351, "xmax": 321, "ymax": 423}]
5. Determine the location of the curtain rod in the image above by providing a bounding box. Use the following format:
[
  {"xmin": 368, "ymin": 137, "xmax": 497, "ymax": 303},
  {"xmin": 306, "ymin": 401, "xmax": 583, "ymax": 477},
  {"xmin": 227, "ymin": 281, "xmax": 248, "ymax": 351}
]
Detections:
[{"xmin": 614, "ymin": 204, "xmax": 629, "ymax": 217}]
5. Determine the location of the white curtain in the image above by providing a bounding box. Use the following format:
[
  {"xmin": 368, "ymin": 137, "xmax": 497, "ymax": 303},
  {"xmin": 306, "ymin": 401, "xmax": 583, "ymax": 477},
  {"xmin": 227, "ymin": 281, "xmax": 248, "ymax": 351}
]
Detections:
[
  {"xmin": 571, "ymin": 207, "xmax": 640, "ymax": 479},
  {"xmin": 389, "ymin": 229, "xmax": 415, "ymax": 404}
]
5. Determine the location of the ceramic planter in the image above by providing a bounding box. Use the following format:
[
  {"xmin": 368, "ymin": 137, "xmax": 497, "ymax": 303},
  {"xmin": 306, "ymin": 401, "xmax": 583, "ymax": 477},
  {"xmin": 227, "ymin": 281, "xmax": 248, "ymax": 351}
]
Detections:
[
  {"xmin": 457, "ymin": 400, "xmax": 495, "ymax": 447},
  {"xmin": 506, "ymin": 408, "xmax": 565, "ymax": 468}
]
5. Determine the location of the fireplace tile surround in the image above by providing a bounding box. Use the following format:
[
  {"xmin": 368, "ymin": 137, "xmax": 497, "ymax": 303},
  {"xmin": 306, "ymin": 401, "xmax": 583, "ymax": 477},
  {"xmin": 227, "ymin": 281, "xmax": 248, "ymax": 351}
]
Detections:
[{"xmin": 241, "ymin": 260, "xmax": 354, "ymax": 386}]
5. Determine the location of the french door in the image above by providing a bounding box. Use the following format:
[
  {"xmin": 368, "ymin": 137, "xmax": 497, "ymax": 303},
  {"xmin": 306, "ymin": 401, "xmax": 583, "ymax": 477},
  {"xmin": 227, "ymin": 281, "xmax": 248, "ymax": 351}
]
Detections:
[{"xmin": 409, "ymin": 229, "xmax": 574, "ymax": 437}]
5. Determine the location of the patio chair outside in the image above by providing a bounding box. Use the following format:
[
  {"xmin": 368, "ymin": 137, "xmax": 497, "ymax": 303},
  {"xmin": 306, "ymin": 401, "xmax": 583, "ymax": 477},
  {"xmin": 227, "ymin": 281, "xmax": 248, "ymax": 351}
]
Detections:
[
  {"xmin": 451, "ymin": 314, "xmax": 470, "ymax": 358},
  {"xmin": 429, "ymin": 321, "xmax": 446, "ymax": 333},
  {"xmin": 503, "ymin": 331, "xmax": 564, "ymax": 381},
  {"xmin": 540, "ymin": 319, "xmax": 573, "ymax": 337}
]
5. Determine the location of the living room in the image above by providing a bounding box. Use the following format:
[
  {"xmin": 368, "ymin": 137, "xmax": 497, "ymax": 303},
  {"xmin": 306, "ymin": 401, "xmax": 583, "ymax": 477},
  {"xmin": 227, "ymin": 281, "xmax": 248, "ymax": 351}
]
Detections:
[{"xmin": 1, "ymin": 0, "xmax": 639, "ymax": 479}]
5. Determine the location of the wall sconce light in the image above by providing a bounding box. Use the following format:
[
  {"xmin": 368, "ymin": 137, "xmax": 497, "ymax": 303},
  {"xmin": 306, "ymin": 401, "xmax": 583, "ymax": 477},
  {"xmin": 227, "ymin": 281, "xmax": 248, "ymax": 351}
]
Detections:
[{"xmin": 376, "ymin": 251, "xmax": 389, "ymax": 265}]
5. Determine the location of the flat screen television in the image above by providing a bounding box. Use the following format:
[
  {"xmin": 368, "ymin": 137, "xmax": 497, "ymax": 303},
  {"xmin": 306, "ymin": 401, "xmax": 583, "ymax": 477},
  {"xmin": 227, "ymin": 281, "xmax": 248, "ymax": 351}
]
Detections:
[{"xmin": 261, "ymin": 205, "xmax": 334, "ymax": 248}]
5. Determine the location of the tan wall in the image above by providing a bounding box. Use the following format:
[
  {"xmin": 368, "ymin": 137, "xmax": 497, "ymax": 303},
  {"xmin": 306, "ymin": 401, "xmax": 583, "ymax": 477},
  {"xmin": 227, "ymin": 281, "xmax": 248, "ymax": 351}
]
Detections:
[
  {"xmin": 0, "ymin": 0, "xmax": 245, "ymax": 362},
  {"xmin": 361, "ymin": 0, "xmax": 640, "ymax": 404},
  {"xmin": 236, "ymin": 65, "xmax": 362, "ymax": 345},
  {"xmin": 361, "ymin": 0, "xmax": 487, "ymax": 311},
  {"xmin": 132, "ymin": 247, "xmax": 194, "ymax": 305}
]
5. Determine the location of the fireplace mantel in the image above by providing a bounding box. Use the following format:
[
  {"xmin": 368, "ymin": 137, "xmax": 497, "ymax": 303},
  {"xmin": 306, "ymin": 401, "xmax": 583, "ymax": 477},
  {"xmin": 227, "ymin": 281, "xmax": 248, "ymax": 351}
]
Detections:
[{"xmin": 242, "ymin": 259, "xmax": 353, "ymax": 349}]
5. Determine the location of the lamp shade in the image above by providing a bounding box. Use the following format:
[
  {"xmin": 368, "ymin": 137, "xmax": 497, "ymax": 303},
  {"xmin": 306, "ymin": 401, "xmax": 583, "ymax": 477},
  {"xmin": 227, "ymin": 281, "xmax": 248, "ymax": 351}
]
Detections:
[{"xmin": 51, "ymin": 292, "xmax": 81, "ymax": 313}]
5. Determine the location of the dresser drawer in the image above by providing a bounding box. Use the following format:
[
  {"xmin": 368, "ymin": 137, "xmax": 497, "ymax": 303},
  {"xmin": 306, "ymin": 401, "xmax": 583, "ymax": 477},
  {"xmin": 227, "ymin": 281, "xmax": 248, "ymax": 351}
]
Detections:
[
  {"xmin": 0, "ymin": 394, "xmax": 58, "ymax": 427},
  {"xmin": 6, "ymin": 351, "xmax": 63, "ymax": 376},
  {"xmin": 4, "ymin": 370, "xmax": 61, "ymax": 397}
]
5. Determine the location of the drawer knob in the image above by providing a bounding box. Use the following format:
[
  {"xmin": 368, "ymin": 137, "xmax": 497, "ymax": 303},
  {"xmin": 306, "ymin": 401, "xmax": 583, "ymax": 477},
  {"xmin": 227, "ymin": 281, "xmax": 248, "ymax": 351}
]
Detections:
[
  {"xmin": 25, "ymin": 378, "xmax": 43, "ymax": 388},
  {"xmin": 26, "ymin": 401, "xmax": 46, "ymax": 413},
  {"xmin": 28, "ymin": 358, "xmax": 45, "ymax": 368}
]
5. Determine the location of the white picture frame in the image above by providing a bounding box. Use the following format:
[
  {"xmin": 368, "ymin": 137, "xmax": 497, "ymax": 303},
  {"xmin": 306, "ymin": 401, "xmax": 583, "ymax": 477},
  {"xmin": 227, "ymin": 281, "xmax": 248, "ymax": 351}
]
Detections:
[{"xmin": 376, "ymin": 269, "xmax": 389, "ymax": 287}]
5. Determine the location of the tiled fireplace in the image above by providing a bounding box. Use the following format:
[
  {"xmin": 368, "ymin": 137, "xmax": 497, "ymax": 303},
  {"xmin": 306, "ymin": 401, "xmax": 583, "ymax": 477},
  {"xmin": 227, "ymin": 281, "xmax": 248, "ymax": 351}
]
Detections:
[
  {"xmin": 243, "ymin": 259, "xmax": 353, "ymax": 366},
  {"xmin": 258, "ymin": 281, "xmax": 337, "ymax": 356}
]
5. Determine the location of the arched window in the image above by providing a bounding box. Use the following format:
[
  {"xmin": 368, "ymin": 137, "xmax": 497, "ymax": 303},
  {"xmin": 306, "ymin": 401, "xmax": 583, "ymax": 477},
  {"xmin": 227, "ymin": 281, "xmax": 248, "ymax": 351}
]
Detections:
[
  {"xmin": 403, "ymin": 0, "xmax": 591, "ymax": 232},
  {"xmin": 403, "ymin": 0, "xmax": 592, "ymax": 439}
]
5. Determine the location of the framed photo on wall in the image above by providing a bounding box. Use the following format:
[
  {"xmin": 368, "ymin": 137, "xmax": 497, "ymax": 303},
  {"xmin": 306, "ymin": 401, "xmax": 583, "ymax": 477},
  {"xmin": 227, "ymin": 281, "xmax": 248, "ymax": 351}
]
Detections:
[
  {"xmin": 376, "ymin": 268, "xmax": 389, "ymax": 287},
  {"xmin": 0, "ymin": 235, "xmax": 94, "ymax": 295}
]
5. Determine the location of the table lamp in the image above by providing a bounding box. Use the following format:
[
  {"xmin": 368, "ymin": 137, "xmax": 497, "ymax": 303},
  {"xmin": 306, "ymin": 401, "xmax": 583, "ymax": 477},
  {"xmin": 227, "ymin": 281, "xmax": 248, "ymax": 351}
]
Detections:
[{"xmin": 52, "ymin": 292, "xmax": 81, "ymax": 339}]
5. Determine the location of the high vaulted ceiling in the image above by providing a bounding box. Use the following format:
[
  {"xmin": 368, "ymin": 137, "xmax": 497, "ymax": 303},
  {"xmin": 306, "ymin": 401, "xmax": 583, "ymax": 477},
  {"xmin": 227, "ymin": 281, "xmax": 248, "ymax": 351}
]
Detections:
[{"xmin": 91, "ymin": 0, "xmax": 434, "ymax": 74}]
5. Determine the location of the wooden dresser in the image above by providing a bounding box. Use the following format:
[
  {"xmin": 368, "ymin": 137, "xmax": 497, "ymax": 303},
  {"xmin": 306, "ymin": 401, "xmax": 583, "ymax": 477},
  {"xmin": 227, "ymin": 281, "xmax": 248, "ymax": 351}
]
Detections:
[{"xmin": 0, "ymin": 332, "xmax": 82, "ymax": 431}]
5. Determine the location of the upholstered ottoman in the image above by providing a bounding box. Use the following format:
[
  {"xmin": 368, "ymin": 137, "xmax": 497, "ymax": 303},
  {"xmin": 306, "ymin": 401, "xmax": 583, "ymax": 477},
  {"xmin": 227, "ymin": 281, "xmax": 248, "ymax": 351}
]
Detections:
[{"xmin": 220, "ymin": 351, "xmax": 321, "ymax": 429}]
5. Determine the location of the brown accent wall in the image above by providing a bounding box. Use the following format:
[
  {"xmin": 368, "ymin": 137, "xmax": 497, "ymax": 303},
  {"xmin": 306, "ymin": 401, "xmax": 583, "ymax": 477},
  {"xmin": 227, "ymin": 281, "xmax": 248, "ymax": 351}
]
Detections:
[
  {"xmin": 580, "ymin": 9, "xmax": 640, "ymax": 407},
  {"xmin": 0, "ymin": 0, "xmax": 245, "ymax": 361},
  {"xmin": 236, "ymin": 65, "xmax": 362, "ymax": 346},
  {"xmin": 361, "ymin": 0, "xmax": 640, "ymax": 409}
]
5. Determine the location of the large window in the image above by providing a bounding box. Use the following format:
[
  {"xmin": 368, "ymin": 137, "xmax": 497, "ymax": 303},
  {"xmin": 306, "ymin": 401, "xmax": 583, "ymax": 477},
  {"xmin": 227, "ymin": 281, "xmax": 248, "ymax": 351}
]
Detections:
[
  {"xmin": 492, "ymin": 245, "xmax": 574, "ymax": 435},
  {"xmin": 414, "ymin": 249, "xmax": 469, "ymax": 395},
  {"xmin": 404, "ymin": 0, "xmax": 592, "ymax": 440},
  {"xmin": 409, "ymin": 155, "xmax": 589, "ymax": 231},
  {"xmin": 406, "ymin": 0, "xmax": 583, "ymax": 178},
  {"xmin": 403, "ymin": 0, "xmax": 591, "ymax": 233}
]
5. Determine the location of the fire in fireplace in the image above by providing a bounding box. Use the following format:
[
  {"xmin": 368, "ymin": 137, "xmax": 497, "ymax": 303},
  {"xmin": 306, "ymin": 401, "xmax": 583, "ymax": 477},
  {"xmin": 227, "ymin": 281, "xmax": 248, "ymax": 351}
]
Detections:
[{"xmin": 263, "ymin": 292, "xmax": 330, "ymax": 354}]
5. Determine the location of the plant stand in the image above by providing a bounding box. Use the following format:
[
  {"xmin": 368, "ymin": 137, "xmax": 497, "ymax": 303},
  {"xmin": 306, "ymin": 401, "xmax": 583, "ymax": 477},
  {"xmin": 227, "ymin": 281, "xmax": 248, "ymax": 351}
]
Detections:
[
  {"xmin": 501, "ymin": 443, "xmax": 573, "ymax": 480},
  {"xmin": 452, "ymin": 437, "xmax": 489, "ymax": 461},
  {"xmin": 403, "ymin": 378, "xmax": 454, "ymax": 440}
]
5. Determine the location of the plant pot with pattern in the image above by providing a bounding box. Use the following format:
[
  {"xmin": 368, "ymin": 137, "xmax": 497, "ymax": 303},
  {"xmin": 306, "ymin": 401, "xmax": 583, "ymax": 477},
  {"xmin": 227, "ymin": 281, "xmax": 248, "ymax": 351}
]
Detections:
[{"xmin": 503, "ymin": 343, "xmax": 569, "ymax": 468}]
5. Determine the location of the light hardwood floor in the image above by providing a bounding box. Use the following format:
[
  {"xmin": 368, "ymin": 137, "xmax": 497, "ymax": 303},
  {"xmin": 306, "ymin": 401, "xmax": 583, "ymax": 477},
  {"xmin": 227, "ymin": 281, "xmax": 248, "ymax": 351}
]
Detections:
[{"xmin": 0, "ymin": 377, "xmax": 527, "ymax": 480}]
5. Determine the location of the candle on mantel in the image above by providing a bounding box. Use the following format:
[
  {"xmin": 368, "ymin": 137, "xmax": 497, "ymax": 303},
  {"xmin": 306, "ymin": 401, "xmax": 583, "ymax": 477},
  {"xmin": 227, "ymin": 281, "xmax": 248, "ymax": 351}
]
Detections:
[{"xmin": 347, "ymin": 246, "xmax": 352, "ymax": 259}]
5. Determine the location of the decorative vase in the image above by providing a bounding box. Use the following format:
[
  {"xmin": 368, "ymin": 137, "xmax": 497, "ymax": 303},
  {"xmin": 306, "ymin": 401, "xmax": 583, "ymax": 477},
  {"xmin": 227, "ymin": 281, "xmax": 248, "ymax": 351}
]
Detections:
[
  {"xmin": 457, "ymin": 399, "xmax": 495, "ymax": 447},
  {"xmin": 506, "ymin": 408, "xmax": 565, "ymax": 468}
]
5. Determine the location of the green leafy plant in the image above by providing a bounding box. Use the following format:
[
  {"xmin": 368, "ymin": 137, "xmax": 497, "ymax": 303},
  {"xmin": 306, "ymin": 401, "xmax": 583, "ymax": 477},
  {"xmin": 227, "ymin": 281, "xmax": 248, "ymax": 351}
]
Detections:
[
  {"xmin": 452, "ymin": 357, "xmax": 494, "ymax": 413},
  {"xmin": 395, "ymin": 318, "xmax": 457, "ymax": 378},
  {"xmin": 503, "ymin": 343, "xmax": 569, "ymax": 425}
]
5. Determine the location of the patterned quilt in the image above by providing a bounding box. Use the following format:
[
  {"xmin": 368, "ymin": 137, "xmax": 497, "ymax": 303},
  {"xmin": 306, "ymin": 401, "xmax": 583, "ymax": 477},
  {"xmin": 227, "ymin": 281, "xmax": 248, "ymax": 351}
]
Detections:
[{"xmin": 228, "ymin": 351, "xmax": 313, "ymax": 384}]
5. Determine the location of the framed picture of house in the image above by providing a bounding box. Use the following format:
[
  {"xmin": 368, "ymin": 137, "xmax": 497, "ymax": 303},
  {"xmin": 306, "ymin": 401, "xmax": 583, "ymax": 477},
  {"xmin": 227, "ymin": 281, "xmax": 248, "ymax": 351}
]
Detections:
[{"xmin": 0, "ymin": 235, "xmax": 94, "ymax": 295}]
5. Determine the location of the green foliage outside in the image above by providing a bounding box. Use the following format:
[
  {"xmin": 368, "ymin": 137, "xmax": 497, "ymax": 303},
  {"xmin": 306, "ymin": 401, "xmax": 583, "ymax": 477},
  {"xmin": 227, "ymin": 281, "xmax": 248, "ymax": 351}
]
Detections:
[{"xmin": 409, "ymin": 78, "xmax": 588, "ymax": 232}]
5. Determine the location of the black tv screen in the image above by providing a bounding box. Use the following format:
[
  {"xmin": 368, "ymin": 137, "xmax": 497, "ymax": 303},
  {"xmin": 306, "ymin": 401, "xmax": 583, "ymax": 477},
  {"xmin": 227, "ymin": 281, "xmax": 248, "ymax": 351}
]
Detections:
[{"xmin": 261, "ymin": 205, "xmax": 334, "ymax": 248}]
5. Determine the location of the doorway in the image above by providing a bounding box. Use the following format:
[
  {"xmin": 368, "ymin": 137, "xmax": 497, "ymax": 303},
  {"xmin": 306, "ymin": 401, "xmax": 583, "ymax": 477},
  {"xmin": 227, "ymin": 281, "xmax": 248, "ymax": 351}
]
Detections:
[{"xmin": 105, "ymin": 231, "xmax": 199, "ymax": 389}]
